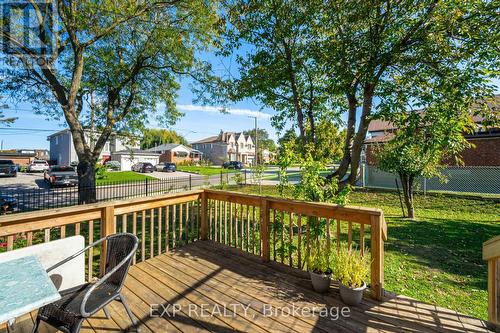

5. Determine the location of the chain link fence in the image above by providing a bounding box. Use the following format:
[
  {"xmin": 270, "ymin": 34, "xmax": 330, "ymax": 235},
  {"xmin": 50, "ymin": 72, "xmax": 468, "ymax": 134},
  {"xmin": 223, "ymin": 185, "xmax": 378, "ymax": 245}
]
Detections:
[{"xmin": 358, "ymin": 165, "xmax": 500, "ymax": 195}]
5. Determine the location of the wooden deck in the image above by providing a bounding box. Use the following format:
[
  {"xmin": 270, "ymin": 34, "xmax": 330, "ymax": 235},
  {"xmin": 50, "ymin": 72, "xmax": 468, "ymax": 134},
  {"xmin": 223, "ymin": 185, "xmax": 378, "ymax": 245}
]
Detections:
[{"xmin": 2, "ymin": 241, "xmax": 497, "ymax": 333}]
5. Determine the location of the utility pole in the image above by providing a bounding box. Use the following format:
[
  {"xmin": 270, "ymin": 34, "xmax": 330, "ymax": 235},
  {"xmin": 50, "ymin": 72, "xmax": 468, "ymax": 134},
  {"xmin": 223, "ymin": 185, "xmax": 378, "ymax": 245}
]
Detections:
[{"xmin": 249, "ymin": 116, "xmax": 258, "ymax": 165}]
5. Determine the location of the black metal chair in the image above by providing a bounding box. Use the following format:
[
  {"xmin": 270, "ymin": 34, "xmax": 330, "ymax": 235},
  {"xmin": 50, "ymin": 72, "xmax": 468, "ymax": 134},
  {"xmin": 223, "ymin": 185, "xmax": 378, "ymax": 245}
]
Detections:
[{"xmin": 32, "ymin": 233, "xmax": 139, "ymax": 333}]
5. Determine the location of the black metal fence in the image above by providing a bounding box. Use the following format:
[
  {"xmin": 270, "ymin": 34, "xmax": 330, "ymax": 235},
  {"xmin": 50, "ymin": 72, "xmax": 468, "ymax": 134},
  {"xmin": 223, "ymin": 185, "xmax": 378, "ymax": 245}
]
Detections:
[{"xmin": 0, "ymin": 171, "xmax": 247, "ymax": 214}]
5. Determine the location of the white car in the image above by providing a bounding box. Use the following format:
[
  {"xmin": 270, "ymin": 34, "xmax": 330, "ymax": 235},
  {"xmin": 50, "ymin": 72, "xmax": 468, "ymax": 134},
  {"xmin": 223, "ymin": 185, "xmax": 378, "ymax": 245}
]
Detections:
[{"xmin": 28, "ymin": 160, "xmax": 50, "ymax": 172}]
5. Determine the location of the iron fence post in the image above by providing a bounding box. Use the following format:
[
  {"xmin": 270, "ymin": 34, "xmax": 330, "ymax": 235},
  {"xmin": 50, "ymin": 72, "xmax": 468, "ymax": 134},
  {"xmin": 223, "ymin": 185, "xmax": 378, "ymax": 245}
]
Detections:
[
  {"xmin": 189, "ymin": 175, "xmax": 192, "ymax": 190},
  {"xmin": 145, "ymin": 178, "xmax": 149, "ymax": 196}
]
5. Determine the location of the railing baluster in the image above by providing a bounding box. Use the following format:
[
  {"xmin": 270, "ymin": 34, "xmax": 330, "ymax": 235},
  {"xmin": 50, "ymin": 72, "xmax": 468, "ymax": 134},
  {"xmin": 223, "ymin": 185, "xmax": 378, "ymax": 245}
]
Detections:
[
  {"xmin": 297, "ymin": 214, "xmax": 302, "ymax": 269},
  {"xmin": 229, "ymin": 202, "xmax": 233, "ymax": 246},
  {"xmin": 273, "ymin": 209, "xmax": 277, "ymax": 261},
  {"xmin": 27, "ymin": 231, "xmax": 33, "ymax": 246},
  {"xmin": 141, "ymin": 210, "xmax": 146, "ymax": 262},
  {"xmin": 348, "ymin": 221, "xmax": 353, "ymax": 251},
  {"xmin": 150, "ymin": 208, "xmax": 154, "ymax": 258},
  {"xmin": 281, "ymin": 211, "xmax": 285, "ymax": 264},
  {"xmin": 44, "ymin": 228, "xmax": 50, "ymax": 243},
  {"xmin": 186, "ymin": 202, "xmax": 190, "ymax": 243},
  {"xmin": 165, "ymin": 206, "xmax": 169, "ymax": 253},
  {"xmin": 246, "ymin": 205, "xmax": 250, "ymax": 252},
  {"xmin": 122, "ymin": 214, "xmax": 127, "ymax": 233},
  {"xmin": 252, "ymin": 206, "xmax": 256, "ymax": 255},
  {"xmin": 88, "ymin": 220, "xmax": 94, "ymax": 280},
  {"xmin": 75, "ymin": 222, "xmax": 81, "ymax": 235},
  {"xmin": 210, "ymin": 199, "xmax": 214, "ymax": 240},
  {"xmin": 289, "ymin": 212, "xmax": 293, "ymax": 267},
  {"xmin": 179, "ymin": 203, "xmax": 184, "ymax": 244},
  {"xmin": 360, "ymin": 224, "xmax": 365, "ymax": 256},
  {"xmin": 224, "ymin": 201, "xmax": 228, "ymax": 245},
  {"xmin": 336, "ymin": 219, "xmax": 341, "ymax": 253},
  {"xmin": 6, "ymin": 235, "xmax": 13, "ymax": 251},
  {"xmin": 158, "ymin": 207, "xmax": 162, "ymax": 255},
  {"xmin": 326, "ymin": 218, "xmax": 331, "ymax": 254},
  {"xmin": 172, "ymin": 204, "xmax": 177, "ymax": 248},
  {"xmin": 60, "ymin": 225, "xmax": 66, "ymax": 239},
  {"xmin": 132, "ymin": 212, "xmax": 137, "ymax": 264}
]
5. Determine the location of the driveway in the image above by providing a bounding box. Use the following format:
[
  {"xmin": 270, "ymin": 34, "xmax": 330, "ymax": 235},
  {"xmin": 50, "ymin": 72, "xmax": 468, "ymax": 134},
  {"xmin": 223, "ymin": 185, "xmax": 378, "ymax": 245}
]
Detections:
[{"xmin": 0, "ymin": 172, "xmax": 47, "ymax": 190}]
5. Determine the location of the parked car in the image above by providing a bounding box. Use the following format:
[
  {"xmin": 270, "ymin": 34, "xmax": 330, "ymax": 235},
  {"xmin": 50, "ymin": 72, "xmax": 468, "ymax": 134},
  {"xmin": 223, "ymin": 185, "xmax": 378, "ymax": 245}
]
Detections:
[
  {"xmin": 104, "ymin": 160, "xmax": 121, "ymax": 171},
  {"xmin": 44, "ymin": 165, "xmax": 78, "ymax": 187},
  {"xmin": 222, "ymin": 161, "xmax": 244, "ymax": 169},
  {"xmin": 155, "ymin": 162, "xmax": 176, "ymax": 172},
  {"xmin": 132, "ymin": 162, "xmax": 154, "ymax": 173},
  {"xmin": 27, "ymin": 160, "xmax": 50, "ymax": 172},
  {"xmin": 0, "ymin": 160, "xmax": 17, "ymax": 177},
  {"xmin": 0, "ymin": 195, "xmax": 17, "ymax": 213}
]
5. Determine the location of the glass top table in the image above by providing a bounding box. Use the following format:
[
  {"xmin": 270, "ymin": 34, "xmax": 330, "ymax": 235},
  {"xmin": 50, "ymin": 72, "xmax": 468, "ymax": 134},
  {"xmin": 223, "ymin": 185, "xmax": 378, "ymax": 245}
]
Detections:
[{"xmin": 0, "ymin": 255, "xmax": 61, "ymax": 325}]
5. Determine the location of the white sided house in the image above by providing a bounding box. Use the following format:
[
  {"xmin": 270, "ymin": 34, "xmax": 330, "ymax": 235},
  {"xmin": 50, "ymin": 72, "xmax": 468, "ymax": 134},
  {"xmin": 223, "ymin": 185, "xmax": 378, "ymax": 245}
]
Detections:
[
  {"xmin": 47, "ymin": 129, "xmax": 159, "ymax": 170},
  {"xmin": 192, "ymin": 131, "xmax": 256, "ymax": 165}
]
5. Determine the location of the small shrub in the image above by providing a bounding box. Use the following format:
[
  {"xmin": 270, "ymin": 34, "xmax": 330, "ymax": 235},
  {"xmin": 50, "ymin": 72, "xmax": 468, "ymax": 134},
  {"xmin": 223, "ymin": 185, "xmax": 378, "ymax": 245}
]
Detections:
[
  {"xmin": 95, "ymin": 164, "xmax": 107, "ymax": 180},
  {"xmin": 306, "ymin": 239, "xmax": 332, "ymax": 274},
  {"xmin": 332, "ymin": 242, "xmax": 370, "ymax": 288}
]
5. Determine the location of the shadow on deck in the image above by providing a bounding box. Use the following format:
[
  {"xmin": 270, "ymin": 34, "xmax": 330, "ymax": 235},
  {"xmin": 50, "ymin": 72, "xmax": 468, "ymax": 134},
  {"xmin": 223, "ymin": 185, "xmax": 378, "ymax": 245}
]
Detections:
[{"xmin": 2, "ymin": 241, "xmax": 496, "ymax": 333}]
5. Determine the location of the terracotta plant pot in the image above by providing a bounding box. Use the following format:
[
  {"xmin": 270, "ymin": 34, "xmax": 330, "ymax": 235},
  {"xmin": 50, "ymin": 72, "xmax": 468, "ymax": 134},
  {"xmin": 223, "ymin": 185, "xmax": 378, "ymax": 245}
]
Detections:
[
  {"xmin": 309, "ymin": 271, "xmax": 332, "ymax": 293},
  {"xmin": 339, "ymin": 282, "xmax": 367, "ymax": 306}
]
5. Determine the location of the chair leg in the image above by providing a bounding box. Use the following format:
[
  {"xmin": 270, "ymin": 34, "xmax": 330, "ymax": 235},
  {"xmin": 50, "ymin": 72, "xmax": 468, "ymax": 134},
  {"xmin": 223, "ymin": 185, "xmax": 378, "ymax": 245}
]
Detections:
[
  {"xmin": 118, "ymin": 295, "xmax": 140, "ymax": 332},
  {"xmin": 103, "ymin": 306, "xmax": 111, "ymax": 319},
  {"xmin": 31, "ymin": 318, "xmax": 40, "ymax": 333}
]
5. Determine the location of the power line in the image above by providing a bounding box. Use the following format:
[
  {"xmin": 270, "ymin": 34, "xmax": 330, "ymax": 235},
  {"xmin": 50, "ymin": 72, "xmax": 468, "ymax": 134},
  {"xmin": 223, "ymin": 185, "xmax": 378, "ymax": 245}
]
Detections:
[{"xmin": 0, "ymin": 127, "xmax": 59, "ymax": 132}]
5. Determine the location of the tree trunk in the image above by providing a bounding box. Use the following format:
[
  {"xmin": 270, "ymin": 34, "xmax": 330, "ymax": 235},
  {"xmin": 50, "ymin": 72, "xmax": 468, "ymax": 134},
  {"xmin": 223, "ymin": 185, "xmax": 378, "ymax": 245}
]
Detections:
[
  {"xmin": 77, "ymin": 158, "xmax": 97, "ymax": 204},
  {"xmin": 327, "ymin": 94, "xmax": 357, "ymax": 181},
  {"xmin": 400, "ymin": 174, "xmax": 415, "ymax": 219}
]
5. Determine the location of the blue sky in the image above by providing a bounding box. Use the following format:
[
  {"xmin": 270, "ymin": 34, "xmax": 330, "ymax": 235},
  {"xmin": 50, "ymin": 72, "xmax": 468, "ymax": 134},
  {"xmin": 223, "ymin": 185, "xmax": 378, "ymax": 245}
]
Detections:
[{"xmin": 0, "ymin": 48, "xmax": 280, "ymax": 150}]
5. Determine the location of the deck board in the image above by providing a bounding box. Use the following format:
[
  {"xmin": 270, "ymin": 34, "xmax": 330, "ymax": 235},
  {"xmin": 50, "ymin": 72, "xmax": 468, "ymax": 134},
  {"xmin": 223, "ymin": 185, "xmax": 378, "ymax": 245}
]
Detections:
[{"xmin": 1, "ymin": 241, "xmax": 496, "ymax": 332}]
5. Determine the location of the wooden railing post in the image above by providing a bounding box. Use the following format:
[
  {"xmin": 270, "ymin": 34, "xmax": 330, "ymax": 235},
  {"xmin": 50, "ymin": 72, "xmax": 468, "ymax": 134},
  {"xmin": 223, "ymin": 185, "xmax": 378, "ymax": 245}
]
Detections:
[
  {"xmin": 200, "ymin": 191, "xmax": 208, "ymax": 240},
  {"xmin": 487, "ymin": 259, "xmax": 498, "ymax": 324},
  {"xmin": 100, "ymin": 205, "xmax": 116, "ymax": 276},
  {"xmin": 260, "ymin": 198, "xmax": 270, "ymax": 262},
  {"xmin": 370, "ymin": 214, "xmax": 385, "ymax": 300},
  {"xmin": 484, "ymin": 236, "xmax": 500, "ymax": 324}
]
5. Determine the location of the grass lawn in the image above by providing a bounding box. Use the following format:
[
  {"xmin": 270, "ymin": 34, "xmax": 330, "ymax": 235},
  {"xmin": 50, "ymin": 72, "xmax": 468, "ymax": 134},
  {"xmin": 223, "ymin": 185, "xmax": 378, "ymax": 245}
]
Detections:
[
  {"xmin": 177, "ymin": 165, "xmax": 238, "ymax": 176},
  {"xmin": 224, "ymin": 185, "xmax": 500, "ymax": 320},
  {"xmin": 96, "ymin": 171, "xmax": 154, "ymax": 185}
]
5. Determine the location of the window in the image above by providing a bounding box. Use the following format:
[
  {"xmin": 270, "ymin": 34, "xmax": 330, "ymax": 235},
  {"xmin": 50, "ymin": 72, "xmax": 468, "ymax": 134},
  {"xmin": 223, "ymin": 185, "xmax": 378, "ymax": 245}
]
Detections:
[
  {"xmin": 240, "ymin": 143, "xmax": 243, "ymax": 148},
  {"xmin": 55, "ymin": 136, "xmax": 58, "ymax": 145}
]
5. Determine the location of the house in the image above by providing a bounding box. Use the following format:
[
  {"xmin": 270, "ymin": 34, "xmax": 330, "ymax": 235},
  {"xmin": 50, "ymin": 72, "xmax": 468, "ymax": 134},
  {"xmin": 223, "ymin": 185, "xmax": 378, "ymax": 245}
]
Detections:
[
  {"xmin": 110, "ymin": 149, "xmax": 160, "ymax": 171},
  {"xmin": 146, "ymin": 143, "xmax": 202, "ymax": 164},
  {"xmin": 191, "ymin": 131, "xmax": 256, "ymax": 165},
  {"xmin": 47, "ymin": 129, "xmax": 158, "ymax": 170},
  {"xmin": 364, "ymin": 95, "xmax": 500, "ymax": 166},
  {"xmin": 0, "ymin": 150, "xmax": 36, "ymax": 166},
  {"xmin": 261, "ymin": 149, "xmax": 277, "ymax": 164}
]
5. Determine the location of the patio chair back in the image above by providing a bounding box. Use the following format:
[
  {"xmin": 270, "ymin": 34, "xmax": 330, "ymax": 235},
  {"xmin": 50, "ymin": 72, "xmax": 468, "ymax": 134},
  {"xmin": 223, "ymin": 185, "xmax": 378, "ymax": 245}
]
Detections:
[{"xmin": 104, "ymin": 233, "xmax": 138, "ymax": 289}]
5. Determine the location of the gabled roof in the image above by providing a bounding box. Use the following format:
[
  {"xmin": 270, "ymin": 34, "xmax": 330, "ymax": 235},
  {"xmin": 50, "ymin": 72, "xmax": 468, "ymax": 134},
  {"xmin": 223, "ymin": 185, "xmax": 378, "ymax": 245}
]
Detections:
[
  {"xmin": 192, "ymin": 136, "xmax": 220, "ymax": 144},
  {"xmin": 112, "ymin": 149, "xmax": 160, "ymax": 156},
  {"xmin": 147, "ymin": 143, "xmax": 184, "ymax": 152}
]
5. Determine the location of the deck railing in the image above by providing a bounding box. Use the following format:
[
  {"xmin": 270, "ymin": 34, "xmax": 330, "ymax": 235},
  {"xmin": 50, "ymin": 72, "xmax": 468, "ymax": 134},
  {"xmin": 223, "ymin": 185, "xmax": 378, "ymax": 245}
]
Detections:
[
  {"xmin": 484, "ymin": 235, "xmax": 500, "ymax": 324},
  {"xmin": 203, "ymin": 189, "xmax": 387, "ymax": 299},
  {"xmin": 0, "ymin": 189, "xmax": 387, "ymax": 300}
]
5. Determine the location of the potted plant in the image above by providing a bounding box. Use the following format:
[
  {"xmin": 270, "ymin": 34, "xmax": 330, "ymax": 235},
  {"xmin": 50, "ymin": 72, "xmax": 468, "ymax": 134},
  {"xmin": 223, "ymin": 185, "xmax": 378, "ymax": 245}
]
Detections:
[
  {"xmin": 307, "ymin": 240, "xmax": 332, "ymax": 293},
  {"xmin": 333, "ymin": 243, "xmax": 370, "ymax": 306}
]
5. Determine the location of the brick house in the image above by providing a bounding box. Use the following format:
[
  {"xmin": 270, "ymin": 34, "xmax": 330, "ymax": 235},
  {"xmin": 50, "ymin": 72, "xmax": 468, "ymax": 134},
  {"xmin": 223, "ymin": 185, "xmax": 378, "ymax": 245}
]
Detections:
[
  {"xmin": 146, "ymin": 143, "xmax": 202, "ymax": 164},
  {"xmin": 191, "ymin": 131, "xmax": 256, "ymax": 165},
  {"xmin": 364, "ymin": 96, "xmax": 500, "ymax": 166}
]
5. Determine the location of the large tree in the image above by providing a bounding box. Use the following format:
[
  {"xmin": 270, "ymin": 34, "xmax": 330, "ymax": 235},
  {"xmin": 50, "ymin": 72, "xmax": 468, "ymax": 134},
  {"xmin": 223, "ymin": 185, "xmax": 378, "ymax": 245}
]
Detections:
[
  {"xmin": 217, "ymin": 0, "xmax": 499, "ymax": 189},
  {"xmin": 141, "ymin": 129, "xmax": 188, "ymax": 149},
  {"xmin": 218, "ymin": 1, "xmax": 340, "ymax": 156},
  {"xmin": 1, "ymin": 1, "xmax": 218, "ymax": 202}
]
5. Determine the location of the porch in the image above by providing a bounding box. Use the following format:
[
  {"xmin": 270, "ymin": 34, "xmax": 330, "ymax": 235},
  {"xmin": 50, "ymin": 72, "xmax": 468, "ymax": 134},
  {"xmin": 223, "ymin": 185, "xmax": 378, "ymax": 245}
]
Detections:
[{"xmin": 0, "ymin": 189, "xmax": 497, "ymax": 332}]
